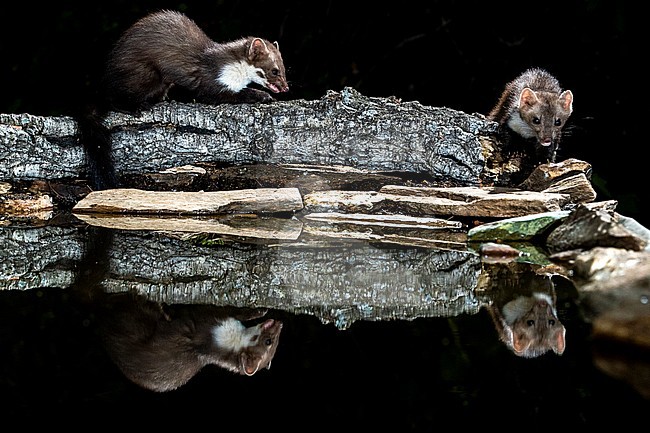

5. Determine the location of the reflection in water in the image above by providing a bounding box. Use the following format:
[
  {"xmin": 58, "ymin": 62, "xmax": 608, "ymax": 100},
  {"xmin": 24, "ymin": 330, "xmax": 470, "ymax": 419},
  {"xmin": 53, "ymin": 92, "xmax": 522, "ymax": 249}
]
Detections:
[
  {"xmin": 1, "ymin": 222, "xmax": 648, "ymax": 426},
  {"xmin": 91, "ymin": 293, "xmax": 282, "ymax": 392},
  {"xmin": 479, "ymin": 262, "xmax": 566, "ymax": 358},
  {"xmin": 488, "ymin": 290, "xmax": 565, "ymax": 358},
  {"xmin": 71, "ymin": 225, "xmax": 283, "ymax": 392}
]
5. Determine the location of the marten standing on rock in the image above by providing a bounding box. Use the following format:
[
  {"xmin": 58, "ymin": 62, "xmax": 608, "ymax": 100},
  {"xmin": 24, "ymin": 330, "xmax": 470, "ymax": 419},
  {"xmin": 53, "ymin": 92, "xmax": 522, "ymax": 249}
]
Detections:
[{"xmin": 487, "ymin": 67, "xmax": 573, "ymax": 165}]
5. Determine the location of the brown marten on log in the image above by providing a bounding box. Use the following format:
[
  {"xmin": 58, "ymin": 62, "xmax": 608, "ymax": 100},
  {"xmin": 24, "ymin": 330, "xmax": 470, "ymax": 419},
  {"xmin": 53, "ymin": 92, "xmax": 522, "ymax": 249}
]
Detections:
[{"xmin": 79, "ymin": 9, "xmax": 289, "ymax": 190}]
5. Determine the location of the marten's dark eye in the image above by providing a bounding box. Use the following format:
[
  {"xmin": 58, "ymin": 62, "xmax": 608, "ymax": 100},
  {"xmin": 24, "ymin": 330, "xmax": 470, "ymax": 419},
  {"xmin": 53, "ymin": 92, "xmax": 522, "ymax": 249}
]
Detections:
[
  {"xmin": 532, "ymin": 117, "xmax": 541, "ymax": 125},
  {"xmin": 548, "ymin": 319, "xmax": 556, "ymax": 326},
  {"xmin": 526, "ymin": 320, "xmax": 535, "ymax": 327},
  {"xmin": 554, "ymin": 118, "xmax": 562, "ymax": 126},
  {"xmin": 265, "ymin": 338, "xmax": 273, "ymax": 346},
  {"xmin": 271, "ymin": 68, "xmax": 279, "ymax": 77}
]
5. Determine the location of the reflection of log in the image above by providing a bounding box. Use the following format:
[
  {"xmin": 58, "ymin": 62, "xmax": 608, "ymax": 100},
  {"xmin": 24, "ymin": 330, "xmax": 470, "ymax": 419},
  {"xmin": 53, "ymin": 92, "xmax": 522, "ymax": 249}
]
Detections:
[
  {"xmin": 3, "ymin": 222, "xmax": 648, "ymax": 337},
  {"xmin": 101, "ymin": 230, "xmax": 483, "ymax": 329},
  {"xmin": 0, "ymin": 225, "xmax": 86, "ymax": 290},
  {"xmin": 0, "ymin": 87, "xmax": 499, "ymax": 186},
  {"xmin": 0, "ymin": 225, "xmax": 484, "ymax": 329}
]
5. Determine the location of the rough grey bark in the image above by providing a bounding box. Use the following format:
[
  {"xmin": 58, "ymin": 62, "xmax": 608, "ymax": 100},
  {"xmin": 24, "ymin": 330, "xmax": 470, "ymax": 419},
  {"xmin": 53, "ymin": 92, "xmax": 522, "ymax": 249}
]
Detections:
[
  {"xmin": 0, "ymin": 114, "xmax": 82, "ymax": 180},
  {"xmin": 0, "ymin": 87, "xmax": 499, "ymax": 185}
]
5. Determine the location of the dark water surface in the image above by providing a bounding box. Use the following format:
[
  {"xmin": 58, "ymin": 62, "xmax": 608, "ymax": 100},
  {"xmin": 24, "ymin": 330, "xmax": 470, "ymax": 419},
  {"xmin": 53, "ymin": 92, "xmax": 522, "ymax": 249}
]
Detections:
[{"xmin": 1, "ymin": 220, "xmax": 647, "ymax": 429}]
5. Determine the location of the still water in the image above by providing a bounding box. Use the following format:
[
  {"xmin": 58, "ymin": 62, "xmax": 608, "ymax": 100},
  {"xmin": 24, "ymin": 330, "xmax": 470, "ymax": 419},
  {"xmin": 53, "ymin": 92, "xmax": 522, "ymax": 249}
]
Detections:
[{"xmin": 1, "ymin": 216, "xmax": 647, "ymax": 429}]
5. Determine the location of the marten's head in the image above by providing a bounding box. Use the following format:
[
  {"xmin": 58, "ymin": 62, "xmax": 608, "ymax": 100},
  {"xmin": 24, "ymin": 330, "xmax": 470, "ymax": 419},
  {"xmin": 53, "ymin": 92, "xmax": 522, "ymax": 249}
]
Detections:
[
  {"xmin": 247, "ymin": 37, "xmax": 290, "ymax": 94},
  {"xmin": 515, "ymin": 87, "xmax": 573, "ymax": 148}
]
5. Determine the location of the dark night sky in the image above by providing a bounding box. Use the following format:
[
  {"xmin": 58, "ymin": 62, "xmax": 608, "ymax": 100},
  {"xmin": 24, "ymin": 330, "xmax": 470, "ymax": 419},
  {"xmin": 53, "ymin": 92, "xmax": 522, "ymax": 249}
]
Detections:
[{"xmin": 1, "ymin": 1, "xmax": 642, "ymax": 225}]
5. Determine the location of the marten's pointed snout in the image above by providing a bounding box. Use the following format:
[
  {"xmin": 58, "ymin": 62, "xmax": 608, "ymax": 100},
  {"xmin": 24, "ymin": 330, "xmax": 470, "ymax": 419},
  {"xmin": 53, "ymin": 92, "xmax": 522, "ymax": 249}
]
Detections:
[
  {"xmin": 276, "ymin": 79, "xmax": 289, "ymax": 92},
  {"xmin": 266, "ymin": 81, "xmax": 289, "ymax": 93}
]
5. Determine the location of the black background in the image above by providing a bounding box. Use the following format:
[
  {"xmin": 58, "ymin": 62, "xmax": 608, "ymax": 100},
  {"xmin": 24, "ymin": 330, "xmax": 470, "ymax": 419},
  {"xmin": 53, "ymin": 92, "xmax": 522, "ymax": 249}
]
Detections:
[{"xmin": 0, "ymin": 1, "xmax": 641, "ymax": 226}]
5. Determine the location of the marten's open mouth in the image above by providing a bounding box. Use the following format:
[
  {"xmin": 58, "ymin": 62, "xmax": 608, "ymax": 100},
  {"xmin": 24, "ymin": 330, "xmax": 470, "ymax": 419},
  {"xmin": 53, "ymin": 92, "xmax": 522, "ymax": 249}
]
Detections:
[
  {"xmin": 266, "ymin": 83, "xmax": 281, "ymax": 93},
  {"xmin": 266, "ymin": 82, "xmax": 289, "ymax": 93}
]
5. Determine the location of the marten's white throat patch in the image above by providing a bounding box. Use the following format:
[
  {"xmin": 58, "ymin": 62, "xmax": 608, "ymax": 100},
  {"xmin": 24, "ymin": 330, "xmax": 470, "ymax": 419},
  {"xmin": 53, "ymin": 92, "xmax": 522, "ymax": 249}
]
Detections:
[
  {"xmin": 507, "ymin": 112, "xmax": 538, "ymax": 141},
  {"xmin": 218, "ymin": 61, "xmax": 268, "ymax": 93},
  {"xmin": 212, "ymin": 317, "xmax": 260, "ymax": 351}
]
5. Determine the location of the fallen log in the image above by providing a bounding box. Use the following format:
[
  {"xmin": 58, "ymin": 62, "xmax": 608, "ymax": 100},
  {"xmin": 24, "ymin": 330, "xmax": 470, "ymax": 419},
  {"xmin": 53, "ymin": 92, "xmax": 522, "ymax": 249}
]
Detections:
[{"xmin": 0, "ymin": 87, "xmax": 501, "ymax": 187}]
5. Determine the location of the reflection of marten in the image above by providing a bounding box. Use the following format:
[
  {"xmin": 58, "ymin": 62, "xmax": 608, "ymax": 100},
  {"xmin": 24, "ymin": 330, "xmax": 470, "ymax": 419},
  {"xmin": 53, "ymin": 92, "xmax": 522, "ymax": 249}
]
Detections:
[
  {"xmin": 482, "ymin": 262, "xmax": 566, "ymax": 358},
  {"xmin": 97, "ymin": 296, "xmax": 283, "ymax": 392},
  {"xmin": 71, "ymin": 226, "xmax": 282, "ymax": 392}
]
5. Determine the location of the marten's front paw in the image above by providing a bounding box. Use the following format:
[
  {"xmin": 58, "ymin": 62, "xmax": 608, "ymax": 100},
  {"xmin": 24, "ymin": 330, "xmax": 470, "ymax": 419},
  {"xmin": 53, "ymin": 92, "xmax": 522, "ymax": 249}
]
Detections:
[
  {"xmin": 236, "ymin": 88, "xmax": 275, "ymax": 103},
  {"xmin": 257, "ymin": 92, "xmax": 275, "ymax": 103}
]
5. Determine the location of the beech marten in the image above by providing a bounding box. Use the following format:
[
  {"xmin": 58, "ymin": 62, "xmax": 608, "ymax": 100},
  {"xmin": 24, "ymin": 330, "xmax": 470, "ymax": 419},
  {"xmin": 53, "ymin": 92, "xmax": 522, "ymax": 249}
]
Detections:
[
  {"xmin": 488, "ymin": 291, "xmax": 566, "ymax": 358},
  {"xmin": 487, "ymin": 67, "xmax": 573, "ymax": 164},
  {"xmin": 71, "ymin": 226, "xmax": 283, "ymax": 392},
  {"xmin": 98, "ymin": 298, "xmax": 283, "ymax": 392},
  {"xmin": 80, "ymin": 9, "xmax": 289, "ymax": 190},
  {"xmin": 481, "ymin": 261, "xmax": 566, "ymax": 358}
]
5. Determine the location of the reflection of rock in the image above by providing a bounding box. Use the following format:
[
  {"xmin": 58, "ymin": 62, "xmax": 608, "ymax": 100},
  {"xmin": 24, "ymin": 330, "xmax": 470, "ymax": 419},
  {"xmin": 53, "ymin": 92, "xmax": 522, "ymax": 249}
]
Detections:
[
  {"xmin": 593, "ymin": 304, "xmax": 650, "ymax": 399},
  {"xmin": 565, "ymin": 247, "xmax": 650, "ymax": 340},
  {"xmin": 582, "ymin": 277, "xmax": 650, "ymax": 399},
  {"xmin": 592, "ymin": 343, "xmax": 650, "ymax": 400},
  {"xmin": 558, "ymin": 244, "xmax": 650, "ymax": 400},
  {"xmin": 591, "ymin": 304, "xmax": 650, "ymax": 349},
  {"xmin": 74, "ymin": 213, "xmax": 304, "ymax": 241}
]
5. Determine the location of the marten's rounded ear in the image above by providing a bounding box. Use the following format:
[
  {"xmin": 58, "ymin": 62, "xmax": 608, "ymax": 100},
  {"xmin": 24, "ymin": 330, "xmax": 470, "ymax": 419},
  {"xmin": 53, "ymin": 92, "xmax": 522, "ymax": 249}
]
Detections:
[
  {"xmin": 519, "ymin": 87, "xmax": 539, "ymax": 108},
  {"xmin": 273, "ymin": 41, "xmax": 279, "ymax": 50},
  {"xmin": 559, "ymin": 90, "xmax": 574, "ymax": 113},
  {"xmin": 248, "ymin": 38, "xmax": 269, "ymax": 59},
  {"xmin": 512, "ymin": 332, "xmax": 532, "ymax": 355}
]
